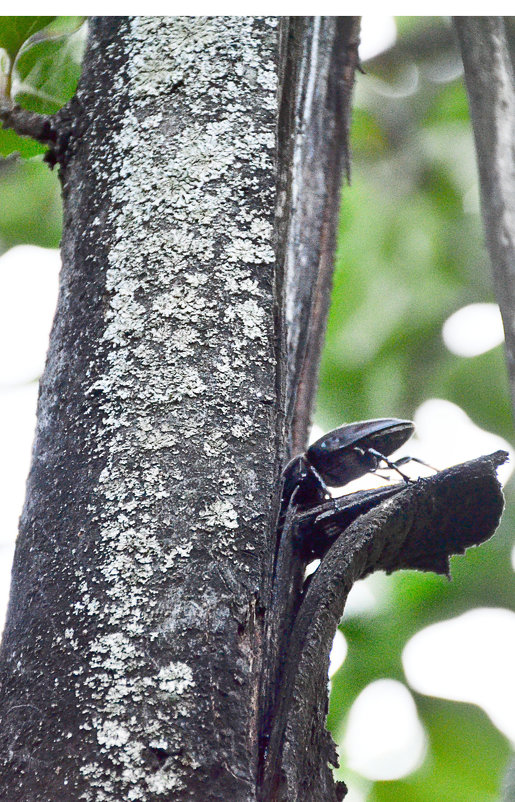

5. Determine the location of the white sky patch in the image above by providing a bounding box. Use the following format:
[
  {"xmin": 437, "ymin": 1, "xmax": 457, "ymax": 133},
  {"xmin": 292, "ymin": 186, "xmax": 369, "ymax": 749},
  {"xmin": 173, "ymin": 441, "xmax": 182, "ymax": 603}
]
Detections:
[
  {"xmin": 340, "ymin": 786, "xmax": 367, "ymax": 802},
  {"xmin": 403, "ymin": 608, "xmax": 515, "ymax": 745},
  {"xmin": 343, "ymin": 679, "xmax": 427, "ymax": 780},
  {"xmin": 304, "ymin": 558, "xmax": 320, "ymax": 579},
  {"xmin": 0, "ymin": 246, "xmax": 59, "ymax": 614},
  {"xmin": 329, "ymin": 629, "xmax": 348, "ymax": 678},
  {"xmin": 443, "ymin": 303, "xmax": 505, "ymax": 357},
  {"xmin": 359, "ymin": 16, "xmax": 397, "ymax": 62},
  {"xmin": 0, "ymin": 245, "xmax": 60, "ymax": 385},
  {"xmin": 343, "ymin": 574, "xmax": 389, "ymax": 618},
  {"xmin": 309, "ymin": 423, "xmax": 324, "ymax": 445},
  {"xmin": 409, "ymin": 399, "xmax": 513, "ymax": 485}
]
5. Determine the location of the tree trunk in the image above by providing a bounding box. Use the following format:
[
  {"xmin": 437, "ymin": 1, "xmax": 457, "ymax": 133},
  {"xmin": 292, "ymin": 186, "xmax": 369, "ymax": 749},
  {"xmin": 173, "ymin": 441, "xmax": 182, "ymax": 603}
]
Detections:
[{"xmin": 0, "ymin": 16, "xmax": 357, "ymax": 800}]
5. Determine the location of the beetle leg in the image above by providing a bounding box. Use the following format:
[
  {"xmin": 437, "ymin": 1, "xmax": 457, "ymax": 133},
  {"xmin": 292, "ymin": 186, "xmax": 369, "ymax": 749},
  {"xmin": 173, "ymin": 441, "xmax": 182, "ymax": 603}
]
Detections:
[
  {"xmin": 365, "ymin": 447, "xmax": 412, "ymax": 482},
  {"xmin": 365, "ymin": 450, "xmax": 437, "ymax": 481},
  {"xmin": 353, "ymin": 445, "xmax": 380, "ymax": 470},
  {"xmin": 308, "ymin": 462, "xmax": 330, "ymax": 500}
]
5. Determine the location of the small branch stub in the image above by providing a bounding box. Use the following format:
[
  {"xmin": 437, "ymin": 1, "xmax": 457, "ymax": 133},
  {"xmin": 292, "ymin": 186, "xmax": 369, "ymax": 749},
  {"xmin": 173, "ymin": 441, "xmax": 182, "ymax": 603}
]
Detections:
[{"xmin": 0, "ymin": 101, "xmax": 56, "ymax": 143}]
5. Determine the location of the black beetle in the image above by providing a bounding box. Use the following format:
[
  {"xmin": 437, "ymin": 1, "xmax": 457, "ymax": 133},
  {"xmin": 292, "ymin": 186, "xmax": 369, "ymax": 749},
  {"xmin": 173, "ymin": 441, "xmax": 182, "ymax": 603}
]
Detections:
[
  {"xmin": 276, "ymin": 418, "xmax": 430, "ymax": 560},
  {"xmin": 280, "ymin": 418, "xmax": 415, "ymax": 518},
  {"xmin": 265, "ymin": 419, "xmax": 421, "ymax": 767}
]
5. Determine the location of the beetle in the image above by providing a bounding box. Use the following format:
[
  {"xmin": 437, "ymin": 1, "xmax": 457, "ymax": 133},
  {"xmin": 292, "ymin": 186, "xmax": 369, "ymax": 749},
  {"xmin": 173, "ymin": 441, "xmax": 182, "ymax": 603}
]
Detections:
[
  {"xmin": 265, "ymin": 420, "xmax": 422, "ymax": 767},
  {"xmin": 280, "ymin": 418, "xmax": 415, "ymax": 516},
  {"xmin": 277, "ymin": 418, "xmax": 428, "ymax": 559}
]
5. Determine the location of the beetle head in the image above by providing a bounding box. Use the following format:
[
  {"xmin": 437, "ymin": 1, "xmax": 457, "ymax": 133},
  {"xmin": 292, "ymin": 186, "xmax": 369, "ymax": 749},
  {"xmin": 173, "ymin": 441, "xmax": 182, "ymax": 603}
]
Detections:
[{"xmin": 281, "ymin": 454, "xmax": 328, "ymax": 510}]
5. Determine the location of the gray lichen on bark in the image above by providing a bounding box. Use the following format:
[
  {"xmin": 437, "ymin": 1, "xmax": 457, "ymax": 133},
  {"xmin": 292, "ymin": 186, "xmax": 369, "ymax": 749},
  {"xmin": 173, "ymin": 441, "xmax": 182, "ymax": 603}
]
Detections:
[{"xmin": 73, "ymin": 18, "xmax": 281, "ymax": 795}]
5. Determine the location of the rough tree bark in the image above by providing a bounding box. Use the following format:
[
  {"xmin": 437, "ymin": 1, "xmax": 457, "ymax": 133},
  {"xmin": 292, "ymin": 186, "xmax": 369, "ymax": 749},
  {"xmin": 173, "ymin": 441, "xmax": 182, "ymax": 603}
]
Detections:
[{"xmin": 0, "ymin": 16, "xmax": 359, "ymax": 801}]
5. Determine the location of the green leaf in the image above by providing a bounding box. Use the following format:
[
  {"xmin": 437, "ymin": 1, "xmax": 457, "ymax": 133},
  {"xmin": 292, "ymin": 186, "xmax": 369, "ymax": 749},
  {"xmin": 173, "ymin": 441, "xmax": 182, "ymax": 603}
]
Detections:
[
  {"xmin": 0, "ymin": 17, "xmax": 55, "ymax": 60},
  {"xmin": 0, "ymin": 126, "xmax": 46, "ymax": 158},
  {"xmin": 12, "ymin": 24, "xmax": 87, "ymax": 115},
  {"xmin": 41, "ymin": 17, "xmax": 86, "ymax": 38}
]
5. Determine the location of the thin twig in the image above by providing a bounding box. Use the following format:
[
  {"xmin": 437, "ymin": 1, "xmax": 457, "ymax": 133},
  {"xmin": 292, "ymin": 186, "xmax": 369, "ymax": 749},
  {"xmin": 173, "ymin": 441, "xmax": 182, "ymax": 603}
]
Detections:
[
  {"xmin": 453, "ymin": 17, "xmax": 515, "ymax": 412},
  {"xmin": 0, "ymin": 102, "xmax": 56, "ymax": 144}
]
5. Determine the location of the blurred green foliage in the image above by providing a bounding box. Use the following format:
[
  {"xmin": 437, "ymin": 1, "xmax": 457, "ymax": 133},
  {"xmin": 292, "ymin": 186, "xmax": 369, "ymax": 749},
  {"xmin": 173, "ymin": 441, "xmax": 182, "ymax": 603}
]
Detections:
[
  {"xmin": 0, "ymin": 15, "xmax": 513, "ymax": 801},
  {"xmin": 0, "ymin": 158, "xmax": 61, "ymax": 247},
  {"xmin": 0, "ymin": 17, "xmax": 55, "ymax": 61}
]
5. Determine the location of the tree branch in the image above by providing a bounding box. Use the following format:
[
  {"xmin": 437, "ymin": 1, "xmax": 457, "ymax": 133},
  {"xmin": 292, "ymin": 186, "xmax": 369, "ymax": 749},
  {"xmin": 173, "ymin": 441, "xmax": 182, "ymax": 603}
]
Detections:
[
  {"xmin": 265, "ymin": 451, "xmax": 507, "ymax": 800},
  {"xmin": 0, "ymin": 101, "xmax": 56, "ymax": 143},
  {"xmin": 453, "ymin": 17, "xmax": 515, "ymax": 413},
  {"xmin": 277, "ymin": 18, "xmax": 361, "ymax": 457}
]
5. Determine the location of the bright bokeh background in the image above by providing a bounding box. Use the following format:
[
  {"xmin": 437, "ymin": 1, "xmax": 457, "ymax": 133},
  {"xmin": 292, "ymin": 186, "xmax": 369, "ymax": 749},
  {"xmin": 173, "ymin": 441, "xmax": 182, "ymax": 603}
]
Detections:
[{"xmin": 0, "ymin": 15, "xmax": 514, "ymax": 802}]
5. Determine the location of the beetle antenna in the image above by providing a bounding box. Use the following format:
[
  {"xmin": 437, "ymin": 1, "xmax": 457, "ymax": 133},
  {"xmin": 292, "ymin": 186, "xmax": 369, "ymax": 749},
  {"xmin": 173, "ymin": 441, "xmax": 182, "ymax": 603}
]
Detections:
[{"xmin": 394, "ymin": 455, "xmax": 438, "ymax": 473}]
